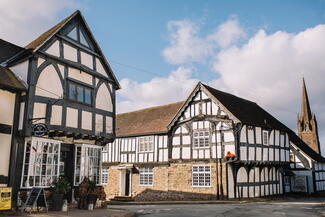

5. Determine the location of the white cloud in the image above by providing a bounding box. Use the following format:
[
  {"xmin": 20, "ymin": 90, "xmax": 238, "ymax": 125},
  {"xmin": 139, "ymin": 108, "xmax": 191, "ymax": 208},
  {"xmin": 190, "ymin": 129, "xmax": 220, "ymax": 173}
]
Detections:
[
  {"xmin": 124, "ymin": 16, "xmax": 325, "ymax": 155},
  {"xmin": 0, "ymin": 0, "xmax": 79, "ymax": 46},
  {"xmin": 208, "ymin": 15, "xmax": 245, "ymax": 48},
  {"xmin": 162, "ymin": 16, "xmax": 245, "ymax": 65},
  {"xmin": 162, "ymin": 20, "xmax": 212, "ymax": 65},
  {"xmin": 212, "ymin": 25, "xmax": 325, "ymax": 155},
  {"xmin": 117, "ymin": 66, "xmax": 199, "ymax": 113}
]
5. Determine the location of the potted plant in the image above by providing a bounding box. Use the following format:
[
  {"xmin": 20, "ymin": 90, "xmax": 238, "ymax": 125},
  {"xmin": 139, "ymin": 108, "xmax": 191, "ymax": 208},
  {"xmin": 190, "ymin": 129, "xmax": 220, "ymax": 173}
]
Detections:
[
  {"xmin": 86, "ymin": 179, "xmax": 97, "ymax": 210},
  {"xmin": 77, "ymin": 177, "xmax": 90, "ymax": 209},
  {"xmin": 51, "ymin": 176, "xmax": 71, "ymax": 211}
]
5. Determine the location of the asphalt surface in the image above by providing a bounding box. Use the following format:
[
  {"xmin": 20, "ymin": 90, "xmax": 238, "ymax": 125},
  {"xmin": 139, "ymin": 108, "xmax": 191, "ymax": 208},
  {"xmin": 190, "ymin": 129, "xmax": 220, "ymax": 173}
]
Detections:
[{"xmin": 108, "ymin": 199, "xmax": 325, "ymax": 217}]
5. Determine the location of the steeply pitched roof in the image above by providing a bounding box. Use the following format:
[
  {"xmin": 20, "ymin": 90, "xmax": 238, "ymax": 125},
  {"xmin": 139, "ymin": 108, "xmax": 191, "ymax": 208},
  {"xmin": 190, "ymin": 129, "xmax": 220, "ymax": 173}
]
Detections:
[
  {"xmin": 25, "ymin": 10, "xmax": 79, "ymax": 50},
  {"xmin": 201, "ymin": 83, "xmax": 325, "ymax": 161},
  {"xmin": 202, "ymin": 83, "xmax": 288, "ymax": 131},
  {"xmin": 0, "ymin": 66, "xmax": 26, "ymax": 92},
  {"xmin": 287, "ymin": 128, "xmax": 325, "ymax": 162},
  {"xmin": 0, "ymin": 39, "xmax": 25, "ymax": 63},
  {"xmin": 116, "ymin": 102, "xmax": 184, "ymax": 137},
  {"xmin": 24, "ymin": 10, "xmax": 121, "ymax": 89}
]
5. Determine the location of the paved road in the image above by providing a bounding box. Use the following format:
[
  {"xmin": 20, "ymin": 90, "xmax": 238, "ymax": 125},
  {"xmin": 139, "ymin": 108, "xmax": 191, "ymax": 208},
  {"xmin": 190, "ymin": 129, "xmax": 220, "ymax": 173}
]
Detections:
[{"xmin": 109, "ymin": 199, "xmax": 325, "ymax": 217}]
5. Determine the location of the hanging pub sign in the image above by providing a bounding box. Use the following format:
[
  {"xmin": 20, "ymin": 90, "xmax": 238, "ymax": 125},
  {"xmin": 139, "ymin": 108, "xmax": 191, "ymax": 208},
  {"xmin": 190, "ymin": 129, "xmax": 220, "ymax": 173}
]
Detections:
[{"xmin": 32, "ymin": 123, "xmax": 48, "ymax": 137}]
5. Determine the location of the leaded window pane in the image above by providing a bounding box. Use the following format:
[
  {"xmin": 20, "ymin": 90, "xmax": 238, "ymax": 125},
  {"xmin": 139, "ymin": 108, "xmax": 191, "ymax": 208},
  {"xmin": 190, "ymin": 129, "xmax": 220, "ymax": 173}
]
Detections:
[
  {"xmin": 192, "ymin": 165, "xmax": 211, "ymax": 187},
  {"xmin": 139, "ymin": 167, "xmax": 153, "ymax": 186},
  {"xmin": 139, "ymin": 136, "xmax": 154, "ymax": 152},
  {"xmin": 193, "ymin": 130, "xmax": 210, "ymax": 148}
]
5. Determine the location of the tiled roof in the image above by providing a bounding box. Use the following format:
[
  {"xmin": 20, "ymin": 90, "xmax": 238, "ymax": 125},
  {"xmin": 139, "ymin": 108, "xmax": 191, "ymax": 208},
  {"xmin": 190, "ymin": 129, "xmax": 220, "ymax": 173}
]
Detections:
[
  {"xmin": 0, "ymin": 66, "xmax": 26, "ymax": 92},
  {"xmin": 116, "ymin": 101, "xmax": 184, "ymax": 137},
  {"xmin": 202, "ymin": 83, "xmax": 325, "ymax": 162},
  {"xmin": 0, "ymin": 39, "xmax": 25, "ymax": 63},
  {"xmin": 25, "ymin": 10, "xmax": 79, "ymax": 50}
]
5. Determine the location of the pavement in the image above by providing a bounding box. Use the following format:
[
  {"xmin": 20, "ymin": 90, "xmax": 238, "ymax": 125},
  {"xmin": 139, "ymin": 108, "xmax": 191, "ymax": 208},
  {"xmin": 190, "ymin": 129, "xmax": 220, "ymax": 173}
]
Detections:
[
  {"xmin": 1, "ymin": 197, "xmax": 324, "ymax": 217},
  {"xmin": 108, "ymin": 197, "xmax": 325, "ymax": 217},
  {"xmin": 0, "ymin": 208, "xmax": 135, "ymax": 217}
]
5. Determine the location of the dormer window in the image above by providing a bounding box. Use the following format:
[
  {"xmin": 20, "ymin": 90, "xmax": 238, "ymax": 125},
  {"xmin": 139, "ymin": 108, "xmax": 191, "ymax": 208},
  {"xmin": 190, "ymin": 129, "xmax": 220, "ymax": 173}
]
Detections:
[{"xmin": 68, "ymin": 82, "xmax": 92, "ymax": 105}]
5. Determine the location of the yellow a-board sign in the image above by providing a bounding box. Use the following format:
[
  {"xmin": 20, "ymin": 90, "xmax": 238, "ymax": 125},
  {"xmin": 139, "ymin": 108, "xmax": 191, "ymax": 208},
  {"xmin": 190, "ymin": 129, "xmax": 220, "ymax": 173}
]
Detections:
[{"xmin": 0, "ymin": 187, "xmax": 12, "ymax": 210}]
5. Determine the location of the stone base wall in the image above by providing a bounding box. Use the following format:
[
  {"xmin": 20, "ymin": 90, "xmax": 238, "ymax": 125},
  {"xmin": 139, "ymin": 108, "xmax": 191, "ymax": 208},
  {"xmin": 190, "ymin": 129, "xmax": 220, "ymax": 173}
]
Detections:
[
  {"xmin": 103, "ymin": 167, "xmax": 120, "ymax": 200},
  {"xmin": 103, "ymin": 162, "xmax": 228, "ymax": 201}
]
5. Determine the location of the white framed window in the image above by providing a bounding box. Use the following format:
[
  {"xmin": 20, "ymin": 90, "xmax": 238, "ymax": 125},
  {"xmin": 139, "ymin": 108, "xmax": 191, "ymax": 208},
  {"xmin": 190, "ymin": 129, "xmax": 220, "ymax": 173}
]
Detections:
[
  {"xmin": 102, "ymin": 145, "xmax": 108, "ymax": 162},
  {"xmin": 262, "ymin": 131, "xmax": 269, "ymax": 145},
  {"xmin": 193, "ymin": 130, "xmax": 210, "ymax": 148},
  {"xmin": 192, "ymin": 165, "xmax": 211, "ymax": 187},
  {"xmin": 101, "ymin": 168, "xmax": 108, "ymax": 184},
  {"xmin": 21, "ymin": 137, "xmax": 61, "ymax": 188},
  {"xmin": 74, "ymin": 144, "xmax": 102, "ymax": 185},
  {"xmin": 139, "ymin": 136, "xmax": 154, "ymax": 152},
  {"xmin": 139, "ymin": 167, "xmax": 153, "ymax": 186}
]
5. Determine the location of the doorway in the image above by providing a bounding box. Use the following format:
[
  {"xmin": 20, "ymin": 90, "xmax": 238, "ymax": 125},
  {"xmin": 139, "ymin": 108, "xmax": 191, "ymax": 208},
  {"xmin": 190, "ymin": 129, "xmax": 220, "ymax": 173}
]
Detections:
[
  {"xmin": 120, "ymin": 169, "xmax": 132, "ymax": 196},
  {"xmin": 125, "ymin": 170, "xmax": 130, "ymax": 196},
  {"xmin": 60, "ymin": 144, "xmax": 74, "ymax": 201}
]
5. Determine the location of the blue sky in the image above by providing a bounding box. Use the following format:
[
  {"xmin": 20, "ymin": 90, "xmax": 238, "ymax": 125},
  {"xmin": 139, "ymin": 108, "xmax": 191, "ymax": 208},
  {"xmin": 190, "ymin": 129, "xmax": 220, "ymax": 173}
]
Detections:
[{"xmin": 69, "ymin": 0, "xmax": 325, "ymax": 83}]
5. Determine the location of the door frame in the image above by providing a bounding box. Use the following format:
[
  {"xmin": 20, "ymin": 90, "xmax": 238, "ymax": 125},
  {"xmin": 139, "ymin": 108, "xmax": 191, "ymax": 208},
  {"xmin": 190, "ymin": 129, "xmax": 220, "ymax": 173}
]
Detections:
[{"xmin": 119, "ymin": 167, "xmax": 132, "ymax": 196}]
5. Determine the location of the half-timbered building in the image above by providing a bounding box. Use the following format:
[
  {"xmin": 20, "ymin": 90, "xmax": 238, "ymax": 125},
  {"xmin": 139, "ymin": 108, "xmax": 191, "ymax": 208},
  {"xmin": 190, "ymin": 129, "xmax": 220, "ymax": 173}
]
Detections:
[
  {"xmin": 0, "ymin": 44, "xmax": 26, "ymax": 187},
  {"xmin": 0, "ymin": 10, "xmax": 120, "ymax": 204},
  {"xmin": 103, "ymin": 82, "xmax": 293, "ymax": 200}
]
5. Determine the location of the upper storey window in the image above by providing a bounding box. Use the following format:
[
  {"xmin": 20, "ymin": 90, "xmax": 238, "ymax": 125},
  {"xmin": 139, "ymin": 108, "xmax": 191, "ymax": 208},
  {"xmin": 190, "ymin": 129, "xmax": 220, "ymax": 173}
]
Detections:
[
  {"xmin": 262, "ymin": 131, "xmax": 269, "ymax": 145},
  {"xmin": 139, "ymin": 136, "xmax": 154, "ymax": 153},
  {"xmin": 68, "ymin": 82, "xmax": 92, "ymax": 105},
  {"xmin": 193, "ymin": 130, "xmax": 210, "ymax": 148}
]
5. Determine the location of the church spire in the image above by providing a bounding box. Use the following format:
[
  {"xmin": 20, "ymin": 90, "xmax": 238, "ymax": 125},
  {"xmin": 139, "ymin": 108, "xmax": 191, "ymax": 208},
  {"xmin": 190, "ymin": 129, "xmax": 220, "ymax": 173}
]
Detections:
[
  {"xmin": 300, "ymin": 77, "xmax": 312, "ymax": 122},
  {"xmin": 297, "ymin": 78, "xmax": 321, "ymax": 154}
]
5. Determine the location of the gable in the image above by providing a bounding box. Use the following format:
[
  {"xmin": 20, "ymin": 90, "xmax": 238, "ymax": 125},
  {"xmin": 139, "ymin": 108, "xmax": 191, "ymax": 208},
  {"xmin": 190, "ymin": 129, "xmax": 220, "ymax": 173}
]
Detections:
[
  {"xmin": 25, "ymin": 10, "xmax": 120, "ymax": 89},
  {"xmin": 168, "ymin": 83, "xmax": 237, "ymax": 129},
  {"xmin": 63, "ymin": 20, "xmax": 95, "ymax": 50}
]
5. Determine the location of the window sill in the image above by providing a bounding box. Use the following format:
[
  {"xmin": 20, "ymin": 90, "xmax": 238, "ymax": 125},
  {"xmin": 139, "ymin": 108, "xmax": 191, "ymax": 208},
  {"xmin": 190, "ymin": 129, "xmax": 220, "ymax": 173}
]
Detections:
[
  {"xmin": 191, "ymin": 185, "xmax": 211, "ymax": 188},
  {"xmin": 139, "ymin": 184, "xmax": 153, "ymax": 187}
]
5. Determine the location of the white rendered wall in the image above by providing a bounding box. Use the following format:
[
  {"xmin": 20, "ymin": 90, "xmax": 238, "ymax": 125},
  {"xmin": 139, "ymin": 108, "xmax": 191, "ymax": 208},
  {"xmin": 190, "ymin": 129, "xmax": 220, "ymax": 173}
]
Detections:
[{"xmin": 35, "ymin": 65, "xmax": 63, "ymax": 99}]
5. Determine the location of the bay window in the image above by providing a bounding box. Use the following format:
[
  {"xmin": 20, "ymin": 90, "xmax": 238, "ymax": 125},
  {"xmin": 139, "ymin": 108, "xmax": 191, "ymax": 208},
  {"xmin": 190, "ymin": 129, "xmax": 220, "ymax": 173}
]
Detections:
[
  {"xmin": 21, "ymin": 138, "xmax": 61, "ymax": 188},
  {"xmin": 74, "ymin": 144, "xmax": 102, "ymax": 185}
]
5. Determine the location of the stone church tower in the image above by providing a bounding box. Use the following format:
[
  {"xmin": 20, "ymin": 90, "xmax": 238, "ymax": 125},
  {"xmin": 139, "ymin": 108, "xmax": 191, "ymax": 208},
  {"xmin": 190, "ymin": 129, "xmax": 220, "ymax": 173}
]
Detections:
[{"xmin": 297, "ymin": 78, "xmax": 321, "ymax": 154}]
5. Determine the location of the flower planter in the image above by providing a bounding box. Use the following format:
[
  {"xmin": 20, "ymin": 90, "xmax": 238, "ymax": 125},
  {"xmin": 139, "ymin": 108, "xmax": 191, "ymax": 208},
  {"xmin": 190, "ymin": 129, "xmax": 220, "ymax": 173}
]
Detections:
[{"xmin": 51, "ymin": 193, "xmax": 63, "ymax": 211}]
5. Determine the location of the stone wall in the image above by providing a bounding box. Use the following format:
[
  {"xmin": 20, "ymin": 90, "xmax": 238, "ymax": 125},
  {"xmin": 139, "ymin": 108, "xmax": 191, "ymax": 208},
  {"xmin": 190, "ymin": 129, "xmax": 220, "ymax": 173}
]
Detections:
[
  {"xmin": 103, "ymin": 162, "xmax": 228, "ymax": 201},
  {"xmin": 103, "ymin": 167, "xmax": 120, "ymax": 200}
]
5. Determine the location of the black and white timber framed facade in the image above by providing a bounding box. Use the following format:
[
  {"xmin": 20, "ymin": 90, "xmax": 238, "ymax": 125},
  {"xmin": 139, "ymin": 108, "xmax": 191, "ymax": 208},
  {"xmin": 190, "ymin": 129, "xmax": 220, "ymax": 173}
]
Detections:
[
  {"xmin": 0, "ymin": 10, "xmax": 120, "ymax": 204},
  {"xmin": 102, "ymin": 82, "xmax": 301, "ymax": 201}
]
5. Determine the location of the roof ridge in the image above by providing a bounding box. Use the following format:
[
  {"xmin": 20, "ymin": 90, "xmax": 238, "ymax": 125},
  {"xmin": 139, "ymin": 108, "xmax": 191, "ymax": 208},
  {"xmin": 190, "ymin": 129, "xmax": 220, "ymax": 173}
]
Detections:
[
  {"xmin": 24, "ymin": 10, "xmax": 80, "ymax": 50},
  {"xmin": 201, "ymin": 83, "xmax": 257, "ymax": 104},
  {"xmin": 117, "ymin": 101, "xmax": 184, "ymax": 116}
]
